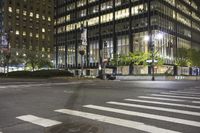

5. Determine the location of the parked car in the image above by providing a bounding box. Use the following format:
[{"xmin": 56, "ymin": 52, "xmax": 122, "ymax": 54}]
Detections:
[{"xmin": 96, "ymin": 74, "xmax": 116, "ymax": 80}]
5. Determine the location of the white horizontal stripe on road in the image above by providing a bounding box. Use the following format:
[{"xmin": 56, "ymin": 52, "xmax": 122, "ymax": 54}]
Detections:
[
  {"xmin": 16, "ymin": 115, "xmax": 62, "ymax": 127},
  {"xmin": 138, "ymin": 96, "xmax": 186, "ymax": 102},
  {"xmin": 170, "ymin": 91, "xmax": 200, "ymax": 95},
  {"xmin": 84, "ymin": 105, "xmax": 200, "ymax": 127},
  {"xmin": 193, "ymin": 101, "xmax": 200, "ymax": 104},
  {"xmin": 55, "ymin": 109, "xmax": 181, "ymax": 133},
  {"xmin": 124, "ymin": 99, "xmax": 200, "ymax": 109},
  {"xmin": 151, "ymin": 94, "xmax": 200, "ymax": 100},
  {"xmin": 0, "ymin": 86, "xmax": 7, "ymax": 89},
  {"xmin": 161, "ymin": 92, "xmax": 200, "ymax": 97},
  {"xmin": 107, "ymin": 101, "xmax": 200, "ymax": 116},
  {"xmin": 0, "ymin": 82, "xmax": 82, "ymax": 89}
]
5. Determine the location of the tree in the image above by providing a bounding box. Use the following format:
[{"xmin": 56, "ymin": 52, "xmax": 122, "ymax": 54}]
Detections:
[
  {"xmin": 38, "ymin": 58, "xmax": 53, "ymax": 69},
  {"xmin": 23, "ymin": 50, "xmax": 53, "ymax": 71},
  {"xmin": 9, "ymin": 54, "xmax": 24, "ymax": 68},
  {"xmin": 129, "ymin": 51, "xmax": 149, "ymax": 66},
  {"xmin": 189, "ymin": 49, "xmax": 200, "ymax": 67},
  {"xmin": 24, "ymin": 50, "xmax": 40, "ymax": 71},
  {"xmin": 175, "ymin": 48, "xmax": 191, "ymax": 67}
]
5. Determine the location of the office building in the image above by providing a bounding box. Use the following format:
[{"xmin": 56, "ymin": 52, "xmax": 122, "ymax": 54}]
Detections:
[
  {"xmin": 54, "ymin": 0, "xmax": 200, "ymax": 75},
  {"xmin": 0, "ymin": 0, "xmax": 54, "ymax": 65}
]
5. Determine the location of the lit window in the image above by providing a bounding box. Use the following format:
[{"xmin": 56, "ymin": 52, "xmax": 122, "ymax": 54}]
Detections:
[
  {"xmin": 30, "ymin": 12, "xmax": 33, "ymax": 17},
  {"xmin": 16, "ymin": 9, "xmax": 20, "ymax": 14},
  {"xmin": 30, "ymin": 32, "xmax": 33, "ymax": 37},
  {"xmin": 36, "ymin": 34, "xmax": 39, "ymax": 38},
  {"xmin": 23, "ymin": 31, "xmax": 26, "ymax": 36},
  {"xmin": 36, "ymin": 14, "xmax": 39, "ymax": 18},
  {"xmin": 8, "ymin": 7, "xmax": 12, "ymax": 12},
  {"xmin": 23, "ymin": 11, "xmax": 27, "ymax": 16},
  {"xmin": 16, "ymin": 30, "xmax": 19, "ymax": 35},
  {"xmin": 42, "ymin": 47, "xmax": 45, "ymax": 51},
  {"xmin": 42, "ymin": 28, "xmax": 45, "ymax": 32},
  {"xmin": 42, "ymin": 16, "xmax": 45, "ymax": 20},
  {"xmin": 48, "ymin": 17, "xmax": 51, "ymax": 21}
]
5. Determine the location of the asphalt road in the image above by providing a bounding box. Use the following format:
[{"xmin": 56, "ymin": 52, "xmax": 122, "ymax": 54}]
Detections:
[{"xmin": 0, "ymin": 79, "xmax": 200, "ymax": 133}]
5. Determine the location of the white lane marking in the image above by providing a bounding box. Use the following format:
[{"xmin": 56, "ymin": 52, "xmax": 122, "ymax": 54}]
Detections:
[
  {"xmin": 107, "ymin": 101, "xmax": 200, "ymax": 116},
  {"xmin": 16, "ymin": 115, "xmax": 62, "ymax": 127},
  {"xmin": 84, "ymin": 105, "xmax": 200, "ymax": 127},
  {"xmin": 124, "ymin": 99, "xmax": 200, "ymax": 109},
  {"xmin": 0, "ymin": 82, "xmax": 82, "ymax": 89},
  {"xmin": 138, "ymin": 96, "xmax": 186, "ymax": 102},
  {"xmin": 170, "ymin": 91, "xmax": 200, "ymax": 95},
  {"xmin": 193, "ymin": 101, "xmax": 200, "ymax": 104},
  {"xmin": 151, "ymin": 94, "xmax": 200, "ymax": 100},
  {"xmin": 161, "ymin": 92, "xmax": 200, "ymax": 97},
  {"xmin": 55, "ymin": 109, "xmax": 181, "ymax": 133},
  {"xmin": 0, "ymin": 86, "xmax": 7, "ymax": 89}
]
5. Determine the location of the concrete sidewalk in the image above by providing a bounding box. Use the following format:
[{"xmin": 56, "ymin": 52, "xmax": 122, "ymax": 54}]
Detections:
[{"xmin": 116, "ymin": 75, "xmax": 200, "ymax": 81}]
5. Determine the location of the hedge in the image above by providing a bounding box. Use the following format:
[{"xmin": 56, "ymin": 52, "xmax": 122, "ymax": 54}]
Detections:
[{"xmin": 6, "ymin": 70, "xmax": 74, "ymax": 78}]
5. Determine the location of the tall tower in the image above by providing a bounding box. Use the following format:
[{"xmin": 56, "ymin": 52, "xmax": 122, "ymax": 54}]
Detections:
[{"xmin": 1, "ymin": 0, "xmax": 54, "ymax": 65}]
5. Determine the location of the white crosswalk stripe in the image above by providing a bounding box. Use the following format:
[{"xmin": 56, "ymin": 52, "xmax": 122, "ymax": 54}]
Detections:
[
  {"xmin": 83, "ymin": 105, "xmax": 200, "ymax": 127},
  {"xmin": 161, "ymin": 92, "xmax": 199, "ymax": 96},
  {"xmin": 16, "ymin": 115, "xmax": 62, "ymax": 127},
  {"xmin": 151, "ymin": 94, "xmax": 200, "ymax": 100},
  {"xmin": 107, "ymin": 101, "xmax": 200, "ymax": 116},
  {"xmin": 192, "ymin": 101, "xmax": 200, "ymax": 104},
  {"xmin": 138, "ymin": 96, "xmax": 186, "ymax": 102},
  {"xmin": 16, "ymin": 89, "xmax": 200, "ymax": 132},
  {"xmin": 124, "ymin": 99, "xmax": 200, "ymax": 109},
  {"xmin": 170, "ymin": 91, "xmax": 200, "ymax": 95},
  {"xmin": 55, "ymin": 109, "xmax": 181, "ymax": 133}
]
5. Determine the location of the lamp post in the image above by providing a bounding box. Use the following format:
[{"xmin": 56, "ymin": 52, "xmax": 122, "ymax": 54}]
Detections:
[
  {"xmin": 79, "ymin": 45, "xmax": 85, "ymax": 77},
  {"xmin": 144, "ymin": 32, "xmax": 163, "ymax": 81},
  {"xmin": 151, "ymin": 41, "xmax": 155, "ymax": 81},
  {"xmin": 79, "ymin": 24, "xmax": 87, "ymax": 77},
  {"xmin": 102, "ymin": 41, "xmax": 108, "ymax": 80}
]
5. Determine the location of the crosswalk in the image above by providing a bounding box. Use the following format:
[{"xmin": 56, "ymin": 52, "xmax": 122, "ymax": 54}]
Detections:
[
  {"xmin": 16, "ymin": 115, "xmax": 62, "ymax": 127},
  {"xmin": 16, "ymin": 88, "xmax": 200, "ymax": 133}
]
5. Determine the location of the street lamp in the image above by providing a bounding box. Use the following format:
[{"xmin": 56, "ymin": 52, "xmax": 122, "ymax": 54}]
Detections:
[
  {"xmin": 102, "ymin": 41, "xmax": 108, "ymax": 80},
  {"xmin": 79, "ymin": 24, "xmax": 87, "ymax": 77},
  {"xmin": 144, "ymin": 32, "xmax": 163, "ymax": 81}
]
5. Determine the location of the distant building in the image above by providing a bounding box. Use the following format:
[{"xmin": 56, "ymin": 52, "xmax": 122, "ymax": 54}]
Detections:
[
  {"xmin": 0, "ymin": 0, "xmax": 54, "ymax": 64},
  {"xmin": 54, "ymin": 0, "xmax": 200, "ymax": 75}
]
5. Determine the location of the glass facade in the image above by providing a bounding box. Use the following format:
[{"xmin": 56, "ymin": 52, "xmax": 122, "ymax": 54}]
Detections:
[{"xmin": 55, "ymin": 0, "xmax": 200, "ymax": 74}]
